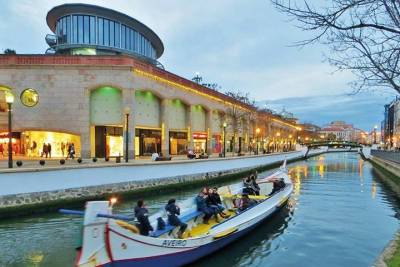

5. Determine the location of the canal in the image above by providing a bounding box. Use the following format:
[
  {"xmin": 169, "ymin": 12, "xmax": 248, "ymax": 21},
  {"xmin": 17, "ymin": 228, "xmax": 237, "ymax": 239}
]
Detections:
[{"xmin": 0, "ymin": 152, "xmax": 399, "ymax": 266}]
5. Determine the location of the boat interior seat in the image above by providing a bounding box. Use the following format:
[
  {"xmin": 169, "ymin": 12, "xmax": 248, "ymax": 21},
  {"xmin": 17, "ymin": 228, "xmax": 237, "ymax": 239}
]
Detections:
[{"xmin": 150, "ymin": 210, "xmax": 203, "ymax": 237}]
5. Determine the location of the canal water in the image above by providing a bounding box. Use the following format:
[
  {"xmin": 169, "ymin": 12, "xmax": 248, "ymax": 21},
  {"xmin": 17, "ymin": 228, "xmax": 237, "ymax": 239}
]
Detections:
[{"xmin": 0, "ymin": 152, "xmax": 399, "ymax": 267}]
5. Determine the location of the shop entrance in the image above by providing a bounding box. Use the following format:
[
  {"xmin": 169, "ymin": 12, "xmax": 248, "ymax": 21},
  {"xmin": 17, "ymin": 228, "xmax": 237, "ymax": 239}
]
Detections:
[
  {"xmin": 193, "ymin": 133, "xmax": 207, "ymax": 154},
  {"xmin": 94, "ymin": 126, "xmax": 123, "ymax": 158},
  {"xmin": 135, "ymin": 129, "xmax": 161, "ymax": 156},
  {"xmin": 169, "ymin": 131, "xmax": 187, "ymax": 155},
  {"xmin": 0, "ymin": 132, "xmax": 22, "ymax": 156},
  {"xmin": 22, "ymin": 131, "xmax": 81, "ymax": 158}
]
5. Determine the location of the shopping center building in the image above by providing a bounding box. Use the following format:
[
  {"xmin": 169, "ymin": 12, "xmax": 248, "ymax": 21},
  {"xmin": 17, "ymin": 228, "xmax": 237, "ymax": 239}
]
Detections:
[{"xmin": 0, "ymin": 3, "xmax": 299, "ymax": 159}]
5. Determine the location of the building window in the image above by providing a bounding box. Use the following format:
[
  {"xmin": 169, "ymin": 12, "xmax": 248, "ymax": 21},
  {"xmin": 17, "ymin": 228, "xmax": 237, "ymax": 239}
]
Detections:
[
  {"xmin": 114, "ymin": 22, "xmax": 120, "ymax": 47},
  {"xmin": 78, "ymin": 15, "xmax": 84, "ymax": 43},
  {"xmin": 109, "ymin": 20, "xmax": 115, "ymax": 47},
  {"xmin": 83, "ymin": 16, "xmax": 89, "ymax": 44},
  {"xmin": 89, "ymin": 16, "xmax": 96, "ymax": 44},
  {"xmin": 98, "ymin": 18, "xmax": 104, "ymax": 45},
  {"xmin": 104, "ymin": 19, "xmax": 109, "ymax": 46},
  {"xmin": 72, "ymin": 15, "xmax": 78, "ymax": 43},
  {"xmin": 121, "ymin": 25, "xmax": 126, "ymax": 49}
]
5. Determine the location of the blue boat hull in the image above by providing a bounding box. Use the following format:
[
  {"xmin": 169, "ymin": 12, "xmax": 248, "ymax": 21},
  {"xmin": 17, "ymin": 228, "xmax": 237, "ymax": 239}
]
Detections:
[{"xmin": 102, "ymin": 204, "xmax": 285, "ymax": 267}]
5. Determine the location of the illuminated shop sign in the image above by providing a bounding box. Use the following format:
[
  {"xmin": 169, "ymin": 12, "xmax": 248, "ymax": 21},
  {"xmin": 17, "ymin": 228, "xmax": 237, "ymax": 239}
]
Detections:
[{"xmin": 193, "ymin": 133, "xmax": 207, "ymax": 139}]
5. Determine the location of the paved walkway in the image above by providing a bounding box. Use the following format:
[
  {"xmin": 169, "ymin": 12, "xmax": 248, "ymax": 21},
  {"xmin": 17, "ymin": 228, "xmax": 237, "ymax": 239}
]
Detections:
[{"xmin": 0, "ymin": 152, "xmax": 267, "ymax": 170}]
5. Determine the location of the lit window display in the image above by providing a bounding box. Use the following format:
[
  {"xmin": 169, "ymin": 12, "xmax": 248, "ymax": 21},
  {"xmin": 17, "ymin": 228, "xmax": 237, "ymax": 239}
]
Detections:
[
  {"xmin": 212, "ymin": 135, "xmax": 221, "ymax": 154},
  {"xmin": 136, "ymin": 129, "xmax": 161, "ymax": 156},
  {"xmin": 0, "ymin": 132, "xmax": 21, "ymax": 156},
  {"xmin": 23, "ymin": 131, "xmax": 81, "ymax": 158},
  {"xmin": 193, "ymin": 133, "xmax": 207, "ymax": 154},
  {"xmin": 106, "ymin": 135, "xmax": 123, "ymax": 157},
  {"xmin": 169, "ymin": 131, "xmax": 187, "ymax": 155}
]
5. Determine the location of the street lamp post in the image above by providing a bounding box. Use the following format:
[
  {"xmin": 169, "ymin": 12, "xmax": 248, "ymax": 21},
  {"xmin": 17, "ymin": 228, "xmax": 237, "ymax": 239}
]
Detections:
[
  {"xmin": 5, "ymin": 92, "xmax": 14, "ymax": 168},
  {"xmin": 256, "ymin": 128, "xmax": 260, "ymax": 155},
  {"xmin": 223, "ymin": 122, "xmax": 227, "ymax": 157},
  {"xmin": 124, "ymin": 107, "xmax": 131, "ymax": 163}
]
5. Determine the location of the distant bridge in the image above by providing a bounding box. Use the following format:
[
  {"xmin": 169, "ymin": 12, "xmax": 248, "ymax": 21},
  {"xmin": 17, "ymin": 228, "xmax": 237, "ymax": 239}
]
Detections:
[{"xmin": 304, "ymin": 141, "xmax": 362, "ymax": 148}]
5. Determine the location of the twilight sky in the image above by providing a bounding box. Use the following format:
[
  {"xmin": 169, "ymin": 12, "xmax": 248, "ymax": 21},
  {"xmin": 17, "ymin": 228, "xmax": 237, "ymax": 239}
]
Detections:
[{"xmin": 0, "ymin": 0, "xmax": 397, "ymax": 130}]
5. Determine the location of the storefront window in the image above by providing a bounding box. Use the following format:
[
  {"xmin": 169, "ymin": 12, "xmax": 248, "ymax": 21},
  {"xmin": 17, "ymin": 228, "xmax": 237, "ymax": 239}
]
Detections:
[
  {"xmin": 23, "ymin": 131, "xmax": 81, "ymax": 158},
  {"xmin": 136, "ymin": 129, "xmax": 161, "ymax": 156},
  {"xmin": 212, "ymin": 135, "xmax": 221, "ymax": 154},
  {"xmin": 106, "ymin": 135, "xmax": 123, "ymax": 157},
  {"xmin": 193, "ymin": 133, "xmax": 207, "ymax": 154},
  {"xmin": 0, "ymin": 132, "xmax": 22, "ymax": 156},
  {"xmin": 169, "ymin": 132, "xmax": 187, "ymax": 155}
]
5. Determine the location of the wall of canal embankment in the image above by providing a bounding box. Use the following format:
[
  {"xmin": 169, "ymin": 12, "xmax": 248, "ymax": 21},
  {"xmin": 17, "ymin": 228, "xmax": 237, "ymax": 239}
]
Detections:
[{"xmin": 0, "ymin": 149, "xmax": 327, "ymax": 217}]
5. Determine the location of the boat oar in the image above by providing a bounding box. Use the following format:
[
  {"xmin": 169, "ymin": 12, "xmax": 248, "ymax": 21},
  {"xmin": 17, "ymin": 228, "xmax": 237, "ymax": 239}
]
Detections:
[{"xmin": 59, "ymin": 209, "xmax": 134, "ymax": 221}]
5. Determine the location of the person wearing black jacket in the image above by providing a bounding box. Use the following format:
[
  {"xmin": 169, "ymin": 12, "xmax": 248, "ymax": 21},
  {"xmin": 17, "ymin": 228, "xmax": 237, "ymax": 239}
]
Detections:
[
  {"xmin": 207, "ymin": 187, "xmax": 229, "ymax": 219},
  {"xmin": 165, "ymin": 199, "xmax": 187, "ymax": 239},
  {"xmin": 196, "ymin": 189, "xmax": 215, "ymax": 224},
  {"xmin": 134, "ymin": 200, "xmax": 153, "ymax": 236}
]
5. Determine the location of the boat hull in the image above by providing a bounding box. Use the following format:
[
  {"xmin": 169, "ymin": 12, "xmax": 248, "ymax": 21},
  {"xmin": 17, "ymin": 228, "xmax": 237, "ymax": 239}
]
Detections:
[{"xmin": 101, "ymin": 201, "xmax": 288, "ymax": 267}]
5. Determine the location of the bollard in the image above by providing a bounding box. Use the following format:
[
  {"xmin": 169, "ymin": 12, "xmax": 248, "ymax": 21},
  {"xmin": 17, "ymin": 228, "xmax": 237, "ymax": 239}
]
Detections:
[
  {"xmin": 77, "ymin": 158, "xmax": 82, "ymax": 164},
  {"xmin": 92, "ymin": 157, "xmax": 97, "ymax": 163},
  {"xmin": 39, "ymin": 160, "xmax": 45, "ymax": 166},
  {"xmin": 60, "ymin": 159, "xmax": 65, "ymax": 165},
  {"xmin": 16, "ymin": 161, "xmax": 23, "ymax": 167}
]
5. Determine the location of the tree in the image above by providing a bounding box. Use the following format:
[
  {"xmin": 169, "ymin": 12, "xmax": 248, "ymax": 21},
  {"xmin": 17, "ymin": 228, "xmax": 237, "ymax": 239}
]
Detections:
[
  {"xmin": 272, "ymin": 0, "xmax": 400, "ymax": 95},
  {"xmin": 3, "ymin": 49, "xmax": 16, "ymax": 54},
  {"xmin": 224, "ymin": 90, "xmax": 257, "ymax": 153}
]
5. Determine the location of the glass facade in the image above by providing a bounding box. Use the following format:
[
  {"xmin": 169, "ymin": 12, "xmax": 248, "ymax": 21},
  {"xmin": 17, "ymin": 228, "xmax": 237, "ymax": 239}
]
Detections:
[{"xmin": 56, "ymin": 15, "xmax": 157, "ymax": 59}]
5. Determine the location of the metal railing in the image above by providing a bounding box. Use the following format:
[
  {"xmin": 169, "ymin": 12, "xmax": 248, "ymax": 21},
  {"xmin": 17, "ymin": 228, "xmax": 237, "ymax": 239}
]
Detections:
[{"xmin": 371, "ymin": 149, "xmax": 400, "ymax": 164}]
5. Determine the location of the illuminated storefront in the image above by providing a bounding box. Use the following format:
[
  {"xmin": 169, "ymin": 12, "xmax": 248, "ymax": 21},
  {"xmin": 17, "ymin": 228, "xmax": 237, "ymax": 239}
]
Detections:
[
  {"xmin": 94, "ymin": 126, "xmax": 123, "ymax": 158},
  {"xmin": 22, "ymin": 131, "xmax": 81, "ymax": 157},
  {"xmin": 211, "ymin": 134, "xmax": 222, "ymax": 154},
  {"xmin": 169, "ymin": 131, "xmax": 187, "ymax": 155},
  {"xmin": 135, "ymin": 128, "xmax": 161, "ymax": 156},
  {"xmin": 0, "ymin": 132, "xmax": 22, "ymax": 155},
  {"xmin": 193, "ymin": 132, "xmax": 207, "ymax": 153}
]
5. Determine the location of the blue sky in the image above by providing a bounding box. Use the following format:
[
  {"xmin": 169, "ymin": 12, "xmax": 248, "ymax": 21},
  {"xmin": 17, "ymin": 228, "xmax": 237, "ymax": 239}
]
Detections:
[{"xmin": 0, "ymin": 0, "xmax": 397, "ymax": 130}]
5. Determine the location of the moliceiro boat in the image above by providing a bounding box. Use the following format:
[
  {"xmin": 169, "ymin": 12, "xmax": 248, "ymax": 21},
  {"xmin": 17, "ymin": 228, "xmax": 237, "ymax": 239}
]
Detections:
[{"xmin": 72, "ymin": 160, "xmax": 293, "ymax": 267}]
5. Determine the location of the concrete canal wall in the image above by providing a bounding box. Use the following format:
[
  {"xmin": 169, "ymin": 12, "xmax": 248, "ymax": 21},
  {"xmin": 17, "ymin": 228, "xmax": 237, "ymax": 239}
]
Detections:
[{"xmin": 0, "ymin": 149, "xmax": 325, "ymax": 216}]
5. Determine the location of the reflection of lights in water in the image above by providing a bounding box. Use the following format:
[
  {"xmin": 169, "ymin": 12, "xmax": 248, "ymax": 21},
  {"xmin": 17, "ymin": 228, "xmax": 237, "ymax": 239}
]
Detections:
[
  {"xmin": 358, "ymin": 159, "xmax": 364, "ymax": 177},
  {"xmin": 372, "ymin": 182, "xmax": 377, "ymax": 199},
  {"xmin": 25, "ymin": 251, "xmax": 44, "ymax": 266}
]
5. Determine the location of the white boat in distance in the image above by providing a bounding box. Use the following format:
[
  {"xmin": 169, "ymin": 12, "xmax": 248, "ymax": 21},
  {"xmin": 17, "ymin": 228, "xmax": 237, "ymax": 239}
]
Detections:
[{"xmin": 72, "ymin": 160, "xmax": 293, "ymax": 267}]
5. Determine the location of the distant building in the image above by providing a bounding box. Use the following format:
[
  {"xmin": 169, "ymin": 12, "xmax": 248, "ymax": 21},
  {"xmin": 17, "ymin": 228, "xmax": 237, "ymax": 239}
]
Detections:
[
  {"xmin": 297, "ymin": 123, "xmax": 321, "ymax": 143},
  {"xmin": 319, "ymin": 121, "xmax": 360, "ymax": 142},
  {"xmin": 383, "ymin": 97, "xmax": 400, "ymax": 148}
]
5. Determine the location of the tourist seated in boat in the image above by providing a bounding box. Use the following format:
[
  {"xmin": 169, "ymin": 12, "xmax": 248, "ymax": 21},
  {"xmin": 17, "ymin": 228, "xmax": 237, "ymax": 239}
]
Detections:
[
  {"xmin": 207, "ymin": 187, "xmax": 229, "ymax": 219},
  {"xmin": 165, "ymin": 198, "xmax": 187, "ymax": 238},
  {"xmin": 268, "ymin": 178, "xmax": 286, "ymax": 196},
  {"xmin": 251, "ymin": 172, "xmax": 261, "ymax": 196},
  {"xmin": 195, "ymin": 188, "xmax": 216, "ymax": 224},
  {"xmin": 165, "ymin": 198, "xmax": 187, "ymax": 239},
  {"xmin": 134, "ymin": 200, "xmax": 154, "ymax": 236},
  {"xmin": 243, "ymin": 175, "xmax": 258, "ymax": 195},
  {"xmin": 237, "ymin": 193, "xmax": 257, "ymax": 212}
]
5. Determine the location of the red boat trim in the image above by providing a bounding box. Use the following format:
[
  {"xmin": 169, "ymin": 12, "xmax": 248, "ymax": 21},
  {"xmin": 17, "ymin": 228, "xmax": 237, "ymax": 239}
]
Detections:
[
  {"xmin": 75, "ymin": 248, "xmax": 82, "ymax": 267},
  {"xmin": 108, "ymin": 226, "xmax": 199, "ymax": 249},
  {"xmin": 104, "ymin": 224, "xmax": 115, "ymax": 262}
]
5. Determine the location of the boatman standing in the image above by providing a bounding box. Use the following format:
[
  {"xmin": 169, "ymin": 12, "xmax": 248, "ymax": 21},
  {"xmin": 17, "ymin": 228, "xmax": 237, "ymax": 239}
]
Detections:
[{"xmin": 134, "ymin": 200, "xmax": 154, "ymax": 236}]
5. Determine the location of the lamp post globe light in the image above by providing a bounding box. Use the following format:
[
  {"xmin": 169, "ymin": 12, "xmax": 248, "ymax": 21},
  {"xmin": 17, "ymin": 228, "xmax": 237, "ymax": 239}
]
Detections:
[
  {"xmin": 256, "ymin": 128, "xmax": 261, "ymax": 155},
  {"xmin": 5, "ymin": 92, "xmax": 14, "ymax": 168},
  {"xmin": 124, "ymin": 106, "xmax": 131, "ymax": 163},
  {"xmin": 223, "ymin": 122, "xmax": 227, "ymax": 158}
]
